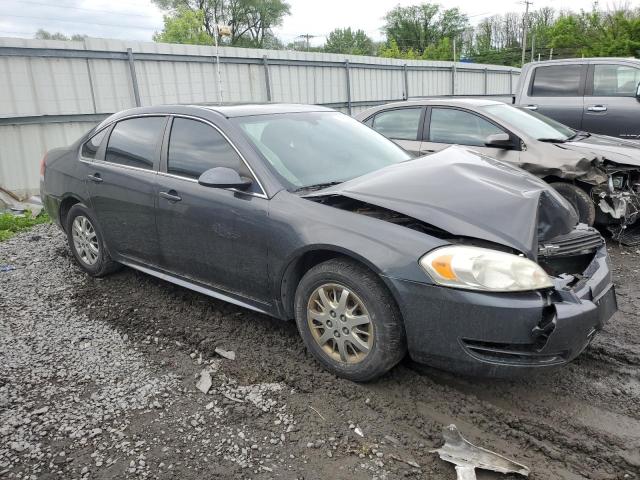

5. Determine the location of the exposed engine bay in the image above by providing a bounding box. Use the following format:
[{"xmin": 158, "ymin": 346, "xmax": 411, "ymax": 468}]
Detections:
[{"xmin": 591, "ymin": 163, "xmax": 640, "ymax": 239}]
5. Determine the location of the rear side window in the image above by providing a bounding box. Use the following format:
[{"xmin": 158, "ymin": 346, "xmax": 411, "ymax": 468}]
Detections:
[
  {"xmin": 531, "ymin": 65, "xmax": 583, "ymax": 97},
  {"xmin": 167, "ymin": 118, "xmax": 248, "ymax": 179},
  {"xmin": 592, "ymin": 64, "xmax": 640, "ymax": 97},
  {"xmin": 105, "ymin": 117, "xmax": 166, "ymax": 170},
  {"xmin": 429, "ymin": 108, "xmax": 504, "ymax": 147},
  {"xmin": 81, "ymin": 129, "xmax": 107, "ymax": 160},
  {"xmin": 372, "ymin": 108, "xmax": 422, "ymax": 140}
]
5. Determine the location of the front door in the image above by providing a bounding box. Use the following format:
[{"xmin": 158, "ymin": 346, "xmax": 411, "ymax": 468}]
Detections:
[
  {"xmin": 84, "ymin": 116, "xmax": 167, "ymax": 264},
  {"xmin": 155, "ymin": 116, "xmax": 271, "ymax": 304},
  {"xmin": 521, "ymin": 63, "xmax": 586, "ymax": 130},
  {"xmin": 583, "ymin": 63, "xmax": 640, "ymax": 139},
  {"xmin": 368, "ymin": 107, "xmax": 425, "ymax": 156},
  {"xmin": 421, "ymin": 107, "xmax": 521, "ymax": 164}
]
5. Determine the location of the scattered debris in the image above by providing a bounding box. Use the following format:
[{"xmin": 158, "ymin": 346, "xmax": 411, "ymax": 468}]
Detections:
[
  {"xmin": 195, "ymin": 369, "xmax": 213, "ymax": 394},
  {"xmin": 354, "ymin": 426, "xmax": 364, "ymax": 437},
  {"xmin": 389, "ymin": 453, "xmax": 420, "ymax": 469},
  {"xmin": 0, "ymin": 265, "xmax": 16, "ymax": 273},
  {"xmin": 309, "ymin": 405, "xmax": 326, "ymax": 421},
  {"xmin": 431, "ymin": 424, "xmax": 530, "ymax": 480},
  {"xmin": 214, "ymin": 347, "xmax": 236, "ymax": 360}
]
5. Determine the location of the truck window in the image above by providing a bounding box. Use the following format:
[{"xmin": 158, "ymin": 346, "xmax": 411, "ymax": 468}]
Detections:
[
  {"xmin": 592, "ymin": 65, "xmax": 640, "ymax": 97},
  {"xmin": 531, "ymin": 65, "xmax": 582, "ymax": 97}
]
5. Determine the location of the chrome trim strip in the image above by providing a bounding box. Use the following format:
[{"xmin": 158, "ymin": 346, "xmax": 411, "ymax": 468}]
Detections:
[
  {"xmin": 80, "ymin": 157, "xmax": 158, "ymax": 175},
  {"xmin": 119, "ymin": 260, "xmax": 271, "ymax": 315}
]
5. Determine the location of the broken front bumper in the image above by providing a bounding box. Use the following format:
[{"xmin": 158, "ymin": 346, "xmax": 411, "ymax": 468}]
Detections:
[{"xmin": 386, "ymin": 244, "xmax": 617, "ymax": 377}]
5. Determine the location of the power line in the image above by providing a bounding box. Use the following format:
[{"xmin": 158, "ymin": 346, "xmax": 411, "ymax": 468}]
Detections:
[
  {"xmin": 0, "ymin": 14, "xmax": 158, "ymax": 30},
  {"xmin": 8, "ymin": 0, "xmax": 158, "ymax": 19}
]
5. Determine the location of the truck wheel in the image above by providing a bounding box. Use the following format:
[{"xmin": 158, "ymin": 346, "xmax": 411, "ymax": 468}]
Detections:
[
  {"xmin": 294, "ymin": 258, "xmax": 406, "ymax": 382},
  {"xmin": 65, "ymin": 204, "xmax": 120, "ymax": 277},
  {"xmin": 550, "ymin": 182, "xmax": 596, "ymax": 226}
]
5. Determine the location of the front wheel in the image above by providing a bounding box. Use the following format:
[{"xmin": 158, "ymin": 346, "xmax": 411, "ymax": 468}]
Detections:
[
  {"xmin": 294, "ymin": 258, "xmax": 406, "ymax": 382},
  {"xmin": 65, "ymin": 204, "xmax": 120, "ymax": 277},
  {"xmin": 550, "ymin": 182, "xmax": 596, "ymax": 226}
]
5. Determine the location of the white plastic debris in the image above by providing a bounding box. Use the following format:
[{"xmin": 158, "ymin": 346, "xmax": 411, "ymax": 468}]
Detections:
[
  {"xmin": 214, "ymin": 347, "xmax": 236, "ymax": 360},
  {"xmin": 195, "ymin": 369, "xmax": 213, "ymax": 394}
]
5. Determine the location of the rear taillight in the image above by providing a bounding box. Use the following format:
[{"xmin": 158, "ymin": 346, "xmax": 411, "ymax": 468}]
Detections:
[{"xmin": 40, "ymin": 153, "xmax": 47, "ymax": 179}]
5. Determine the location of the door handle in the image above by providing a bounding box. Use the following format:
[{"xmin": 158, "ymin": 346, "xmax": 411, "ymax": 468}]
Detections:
[
  {"xmin": 159, "ymin": 190, "xmax": 182, "ymax": 202},
  {"xmin": 524, "ymin": 104, "xmax": 538, "ymax": 111},
  {"xmin": 587, "ymin": 105, "xmax": 607, "ymax": 112},
  {"xmin": 87, "ymin": 173, "xmax": 103, "ymax": 183}
]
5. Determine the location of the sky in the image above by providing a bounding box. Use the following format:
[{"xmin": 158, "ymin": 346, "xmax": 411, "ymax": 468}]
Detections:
[{"xmin": 0, "ymin": 0, "xmax": 633, "ymax": 44}]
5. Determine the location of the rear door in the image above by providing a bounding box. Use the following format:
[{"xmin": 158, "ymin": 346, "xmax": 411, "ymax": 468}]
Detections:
[
  {"xmin": 155, "ymin": 116, "xmax": 272, "ymax": 304},
  {"xmin": 421, "ymin": 106, "xmax": 521, "ymax": 164},
  {"xmin": 520, "ymin": 63, "xmax": 586, "ymax": 129},
  {"xmin": 583, "ymin": 62, "xmax": 640, "ymax": 139},
  {"xmin": 366, "ymin": 107, "xmax": 425, "ymax": 156},
  {"xmin": 84, "ymin": 116, "xmax": 167, "ymax": 264}
]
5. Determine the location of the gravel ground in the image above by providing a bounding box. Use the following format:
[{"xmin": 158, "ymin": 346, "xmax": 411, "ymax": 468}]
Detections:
[{"xmin": 1, "ymin": 223, "xmax": 639, "ymax": 480}]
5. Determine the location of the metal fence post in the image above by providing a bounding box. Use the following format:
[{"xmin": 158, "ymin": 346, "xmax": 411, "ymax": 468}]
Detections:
[
  {"xmin": 126, "ymin": 48, "xmax": 141, "ymax": 107},
  {"xmin": 262, "ymin": 55, "xmax": 272, "ymax": 102},
  {"xmin": 451, "ymin": 65, "xmax": 456, "ymax": 96},
  {"xmin": 403, "ymin": 63, "xmax": 409, "ymax": 100},
  {"xmin": 345, "ymin": 59, "xmax": 352, "ymax": 115},
  {"xmin": 509, "ymin": 70, "xmax": 513, "ymax": 94},
  {"xmin": 483, "ymin": 68, "xmax": 488, "ymax": 95}
]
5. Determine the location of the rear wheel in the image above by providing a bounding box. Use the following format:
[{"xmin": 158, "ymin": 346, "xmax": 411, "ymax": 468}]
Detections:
[
  {"xmin": 65, "ymin": 204, "xmax": 120, "ymax": 277},
  {"xmin": 550, "ymin": 182, "xmax": 596, "ymax": 226},
  {"xmin": 294, "ymin": 258, "xmax": 406, "ymax": 382}
]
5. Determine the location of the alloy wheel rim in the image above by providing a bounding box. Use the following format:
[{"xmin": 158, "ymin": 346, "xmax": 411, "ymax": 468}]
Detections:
[
  {"xmin": 71, "ymin": 215, "xmax": 99, "ymax": 266},
  {"xmin": 307, "ymin": 283, "xmax": 373, "ymax": 364}
]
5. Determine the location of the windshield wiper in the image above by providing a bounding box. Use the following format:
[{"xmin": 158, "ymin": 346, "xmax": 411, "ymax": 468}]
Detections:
[
  {"xmin": 294, "ymin": 181, "xmax": 343, "ymax": 193},
  {"xmin": 537, "ymin": 138, "xmax": 567, "ymax": 143},
  {"xmin": 567, "ymin": 130, "xmax": 591, "ymax": 141}
]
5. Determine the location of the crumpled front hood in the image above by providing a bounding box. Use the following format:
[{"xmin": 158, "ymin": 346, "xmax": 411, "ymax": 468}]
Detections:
[
  {"xmin": 307, "ymin": 147, "xmax": 577, "ymax": 257},
  {"xmin": 560, "ymin": 134, "xmax": 640, "ymax": 168}
]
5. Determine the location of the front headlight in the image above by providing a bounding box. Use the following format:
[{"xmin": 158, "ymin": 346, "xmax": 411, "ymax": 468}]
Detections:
[{"xmin": 420, "ymin": 245, "xmax": 553, "ymax": 292}]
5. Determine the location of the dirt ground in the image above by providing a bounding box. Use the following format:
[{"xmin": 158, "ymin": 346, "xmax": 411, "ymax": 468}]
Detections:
[{"xmin": 1, "ymin": 224, "xmax": 639, "ymax": 479}]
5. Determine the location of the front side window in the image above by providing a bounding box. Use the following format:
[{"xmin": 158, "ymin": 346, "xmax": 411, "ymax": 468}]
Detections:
[
  {"xmin": 81, "ymin": 129, "xmax": 107, "ymax": 160},
  {"xmin": 482, "ymin": 104, "xmax": 574, "ymax": 142},
  {"xmin": 167, "ymin": 118, "xmax": 248, "ymax": 179},
  {"xmin": 105, "ymin": 117, "xmax": 166, "ymax": 170},
  {"xmin": 429, "ymin": 108, "xmax": 504, "ymax": 147},
  {"xmin": 531, "ymin": 65, "xmax": 583, "ymax": 97},
  {"xmin": 592, "ymin": 64, "xmax": 640, "ymax": 97},
  {"xmin": 233, "ymin": 112, "xmax": 411, "ymax": 190},
  {"xmin": 371, "ymin": 108, "xmax": 422, "ymax": 140}
]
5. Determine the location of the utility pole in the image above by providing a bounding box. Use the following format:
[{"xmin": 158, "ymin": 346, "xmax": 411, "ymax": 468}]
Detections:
[
  {"xmin": 530, "ymin": 33, "xmax": 535, "ymax": 62},
  {"xmin": 549, "ymin": 47, "xmax": 553, "ymax": 60},
  {"xmin": 297, "ymin": 34, "xmax": 315, "ymax": 52},
  {"xmin": 520, "ymin": 0, "xmax": 533, "ymax": 67}
]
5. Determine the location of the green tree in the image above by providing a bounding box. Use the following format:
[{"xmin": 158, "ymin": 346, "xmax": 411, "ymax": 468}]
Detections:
[
  {"xmin": 35, "ymin": 29, "xmax": 86, "ymax": 41},
  {"xmin": 152, "ymin": 0, "xmax": 290, "ymax": 48},
  {"xmin": 324, "ymin": 28, "xmax": 375, "ymax": 56},
  {"xmin": 153, "ymin": 8, "xmax": 213, "ymax": 45}
]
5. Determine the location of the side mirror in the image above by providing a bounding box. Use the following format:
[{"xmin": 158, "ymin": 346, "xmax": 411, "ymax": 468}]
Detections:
[
  {"xmin": 198, "ymin": 167, "xmax": 252, "ymax": 189},
  {"xmin": 636, "ymin": 81, "xmax": 640, "ymax": 100},
  {"xmin": 484, "ymin": 133, "xmax": 512, "ymax": 148}
]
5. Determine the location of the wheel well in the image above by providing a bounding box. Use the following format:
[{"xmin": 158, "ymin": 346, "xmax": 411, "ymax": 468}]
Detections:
[
  {"xmin": 280, "ymin": 249, "xmax": 387, "ymax": 320},
  {"xmin": 58, "ymin": 197, "xmax": 81, "ymax": 231}
]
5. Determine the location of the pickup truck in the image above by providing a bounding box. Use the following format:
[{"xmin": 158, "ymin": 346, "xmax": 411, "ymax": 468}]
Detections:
[{"xmin": 514, "ymin": 58, "xmax": 640, "ymax": 140}]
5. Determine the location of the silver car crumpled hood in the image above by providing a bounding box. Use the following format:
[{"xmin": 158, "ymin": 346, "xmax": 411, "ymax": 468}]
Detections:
[
  {"xmin": 307, "ymin": 146, "xmax": 578, "ymax": 258},
  {"xmin": 559, "ymin": 134, "xmax": 640, "ymax": 168}
]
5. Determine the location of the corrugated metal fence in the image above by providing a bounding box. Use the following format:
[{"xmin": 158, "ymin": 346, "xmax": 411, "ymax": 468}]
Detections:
[{"xmin": 0, "ymin": 37, "xmax": 520, "ymax": 199}]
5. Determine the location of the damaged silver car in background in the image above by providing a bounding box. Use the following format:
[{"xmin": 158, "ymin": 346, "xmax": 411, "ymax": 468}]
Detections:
[{"xmin": 356, "ymin": 99, "xmax": 640, "ymax": 244}]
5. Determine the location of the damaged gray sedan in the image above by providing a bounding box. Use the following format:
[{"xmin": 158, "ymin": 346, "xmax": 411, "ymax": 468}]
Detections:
[
  {"xmin": 357, "ymin": 99, "xmax": 640, "ymax": 242},
  {"xmin": 41, "ymin": 104, "xmax": 616, "ymax": 381}
]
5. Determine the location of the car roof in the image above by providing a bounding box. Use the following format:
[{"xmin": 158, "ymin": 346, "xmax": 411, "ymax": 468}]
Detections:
[{"xmin": 199, "ymin": 103, "xmax": 334, "ymax": 118}]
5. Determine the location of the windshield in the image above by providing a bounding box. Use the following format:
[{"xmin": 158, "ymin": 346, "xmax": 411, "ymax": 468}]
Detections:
[
  {"xmin": 233, "ymin": 112, "xmax": 411, "ymax": 191},
  {"xmin": 481, "ymin": 104, "xmax": 575, "ymax": 142}
]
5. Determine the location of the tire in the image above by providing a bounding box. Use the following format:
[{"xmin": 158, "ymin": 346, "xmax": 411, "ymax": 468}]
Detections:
[
  {"xmin": 550, "ymin": 182, "xmax": 596, "ymax": 226},
  {"xmin": 65, "ymin": 204, "xmax": 120, "ymax": 277},
  {"xmin": 294, "ymin": 258, "xmax": 406, "ymax": 382}
]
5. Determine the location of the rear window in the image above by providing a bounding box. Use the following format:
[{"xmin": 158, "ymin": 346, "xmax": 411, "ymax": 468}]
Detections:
[
  {"xmin": 105, "ymin": 117, "xmax": 166, "ymax": 170},
  {"xmin": 531, "ymin": 65, "xmax": 583, "ymax": 97},
  {"xmin": 371, "ymin": 108, "xmax": 422, "ymax": 140}
]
